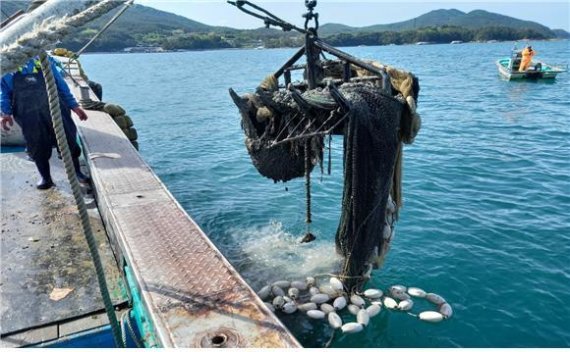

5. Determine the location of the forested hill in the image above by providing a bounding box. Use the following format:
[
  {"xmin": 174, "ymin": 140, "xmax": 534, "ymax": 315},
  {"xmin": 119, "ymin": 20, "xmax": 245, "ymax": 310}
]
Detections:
[
  {"xmin": 1, "ymin": 3, "xmax": 568, "ymax": 52},
  {"xmin": 318, "ymin": 9, "xmax": 555, "ymax": 37}
]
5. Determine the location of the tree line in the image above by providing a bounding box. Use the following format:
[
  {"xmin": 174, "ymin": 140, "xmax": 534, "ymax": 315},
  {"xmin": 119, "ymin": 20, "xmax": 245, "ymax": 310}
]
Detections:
[{"xmin": 60, "ymin": 25, "xmax": 554, "ymax": 52}]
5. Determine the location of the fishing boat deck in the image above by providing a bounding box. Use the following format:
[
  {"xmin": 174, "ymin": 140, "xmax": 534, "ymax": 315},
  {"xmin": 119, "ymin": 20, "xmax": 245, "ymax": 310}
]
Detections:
[{"xmin": 0, "ymin": 152, "xmax": 128, "ymax": 347}]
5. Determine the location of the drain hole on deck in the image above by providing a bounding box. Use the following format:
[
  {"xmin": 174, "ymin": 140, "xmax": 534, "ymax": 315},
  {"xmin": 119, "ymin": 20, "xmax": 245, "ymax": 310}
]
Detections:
[
  {"xmin": 136, "ymin": 195, "xmax": 144, "ymax": 198},
  {"xmin": 211, "ymin": 334, "xmax": 227, "ymax": 347}
]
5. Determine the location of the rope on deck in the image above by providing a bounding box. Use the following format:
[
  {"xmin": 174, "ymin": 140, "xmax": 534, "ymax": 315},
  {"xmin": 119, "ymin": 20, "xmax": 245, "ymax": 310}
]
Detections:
[
  {"xmin": 40, "ymin": 51, "xmax": 125, "ymax": 348},
  {"xmin": 1, "ymin": 0, "xmax": 127, "ymax": 73}
]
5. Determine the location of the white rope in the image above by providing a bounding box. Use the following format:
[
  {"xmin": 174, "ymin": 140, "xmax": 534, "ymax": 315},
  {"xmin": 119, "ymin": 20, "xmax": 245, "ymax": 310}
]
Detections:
[{"xmin": 1, "ymin": 0, "xmax": 126, "ymax": 74}]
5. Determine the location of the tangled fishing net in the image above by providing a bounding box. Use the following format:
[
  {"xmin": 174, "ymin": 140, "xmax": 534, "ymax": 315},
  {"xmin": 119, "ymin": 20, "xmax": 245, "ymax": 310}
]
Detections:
[{"xmin": 230, "ymin": 59, "xmax": 421, "ymax": 291}]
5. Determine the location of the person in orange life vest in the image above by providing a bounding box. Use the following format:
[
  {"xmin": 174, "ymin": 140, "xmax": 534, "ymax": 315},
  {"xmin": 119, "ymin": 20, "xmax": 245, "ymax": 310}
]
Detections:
[
  {"xmin": 1, "ymin": 57, "xmax": 89, "ymax": 190},
  {"xmin": 519, "ymin": 46, "xmax": 536, "ymax": 72}
]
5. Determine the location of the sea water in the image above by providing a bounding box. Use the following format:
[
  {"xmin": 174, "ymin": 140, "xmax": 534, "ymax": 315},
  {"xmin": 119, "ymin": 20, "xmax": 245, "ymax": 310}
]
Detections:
[{"xmin": 81, "ymin": 40, "xmax": 570, "ymax": 347}]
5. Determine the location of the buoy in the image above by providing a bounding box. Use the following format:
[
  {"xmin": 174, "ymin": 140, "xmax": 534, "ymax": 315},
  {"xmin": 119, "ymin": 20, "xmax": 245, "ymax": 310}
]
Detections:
[
  {"xmin": 370, "ymin": 300, "xmax": 383, "ymax": 306},
  {"xmin": 383, "ymin": 297, "xmax": 398, "ymax": 309},
  {"xmin": 310, "ymin": 293, "xmax": 330, "ymax": 304},
  {"xmin": 307, "ymin": 310, "xmax": 326, "ymax": 319},
  {"xmin": 363, "ymin": 288, "xmax": 383, "ymax": 299},
  {"xmin": 389, "ymin": 285, "xmax": 407, "ymax": 295},
  {"xmin": 306, "ymin": 276, "xmax": 316, "ymax": 287},
  {"xmin": 328, "ymin": 312, "xmax": 343, "ymax": 329},
  {"xmin": 366, "ymin": 303, "xmax": 381, "ymax": 317},
  {"xmin": 272, "ymin": 286, "xmax": 285, "ymax": 297},
  {"xmin": 272, "ymin": 296, "xmax": 285, "ymax": 309},
  {"xmin": 350, "ymin": 294, "xmax": 365, "ymax": 308},
  {"xmin": 357, "ymin": 309, "xmax": 370, "ymax": 326},
  {"xmin": 320, "ymin": 303, "xmax": 335, "ymax": 314},
  {"xmin": 392, "ymin": 291, "xmax": 411, "ymax": 301},
  {"xmin": 264, "ymin": 302, "xmax": 275, "ymax": 312},
  {"xmin": 291, "ymin": 280, "xmax": 308, "ymax": 290},
  {"xmin": 398, "ymin": 299, "xmax": 414, "ymax": 311},
  {"xmin": 418, "ymin": 311, "xmax": 444, "ymax": 323},
  {"xmin": 282, "ymin": 302, "xmax": 297, "ymax": 314},
  {"xmin": 341, "ymin": 322, "xmax": 363, "ymax": 334},
  {"xmin": 288, "ymin": 287, "xmax": 299, "ymax": 299},
  {"xmin": 273, "ymin": 280, "xmax": 291, "ymax": 289},
  {"xmin": 407, "ymin": 287, "xmax": 427, "ymax": 298},
  {"xmin": 319, "ymin": 284, "xmax": 339, "ymax": 297},
  {"xmin": 439, "ymin": 303, "xmax": 453, "ymax": 319},
  {"xmin": 333, "ymin": 296, "xmax": 347, "ymax": 311},
  {"xmin": 257, "ymin": 285, "xmax": 271, "ymax": 300},
  {"xmin": 347, "ymin": 304, "xmax": 360, "ymax": 315},
  {"xmin": 298, "ymin": 302, "xmax": 318, "ymax": 311},
  {"xmin": 426, "ymin": 293, "xmax": 446, "ymax": 305},
  {"xmin": 330, "ymin": 277, "xmax": 344, "ymax": 291},
  {"xmin": 309, "ymin": 287, "xmax": 320, "ymax": 296},
  {"xmin": 283, "ymin": 296, "xmax": 293, "ymax": 303}
]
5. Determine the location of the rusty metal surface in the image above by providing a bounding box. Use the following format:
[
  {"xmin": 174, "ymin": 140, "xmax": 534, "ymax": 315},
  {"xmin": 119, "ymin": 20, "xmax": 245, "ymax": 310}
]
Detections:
[
  {"xmin": 0, "ymin": 153, "xmax": 127, "ymax": 335},
  {"xmin": 66, "ymin": 79, "xmax": 301, "ymax": 347}
]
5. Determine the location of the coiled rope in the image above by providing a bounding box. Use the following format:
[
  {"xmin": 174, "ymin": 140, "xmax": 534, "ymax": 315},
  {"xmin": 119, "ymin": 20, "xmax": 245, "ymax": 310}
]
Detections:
[
  {"xmin": 40, "ymin": 52, "xmax": 124, "ymax": 348},
  {"xmin": 1, "ymin": 0, "xmax": 126, "ymax": 73}
]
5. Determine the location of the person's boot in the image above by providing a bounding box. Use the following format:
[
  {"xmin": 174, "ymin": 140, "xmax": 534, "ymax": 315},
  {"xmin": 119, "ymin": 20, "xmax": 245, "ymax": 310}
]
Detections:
[
  {"xmin": 73, "ymin": 157, "xmax": 90, "ymax": 184},
  {"xmin": 35, "ymin": 160, "xmax": 54, "ymax": 190}
]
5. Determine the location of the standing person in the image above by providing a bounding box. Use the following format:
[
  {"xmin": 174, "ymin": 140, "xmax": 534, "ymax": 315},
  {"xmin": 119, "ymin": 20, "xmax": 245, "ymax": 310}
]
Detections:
[
  {"xmin": 518, "ymin": 45, "xmax": 536, "ymax": 72},
  {"xmin": 1, "ymin": 56, "xmax": 89, "ymax": 190}
]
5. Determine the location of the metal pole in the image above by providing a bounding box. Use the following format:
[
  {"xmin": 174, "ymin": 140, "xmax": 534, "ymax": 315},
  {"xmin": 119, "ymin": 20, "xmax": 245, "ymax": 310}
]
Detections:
[{"xmin": 0, "ymin": 0, "xmax": 97, "ymax": 46}]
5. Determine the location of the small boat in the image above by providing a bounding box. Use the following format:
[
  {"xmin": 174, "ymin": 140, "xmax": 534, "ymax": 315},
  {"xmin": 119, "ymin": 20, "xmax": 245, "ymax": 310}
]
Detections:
[
  {"xmin": 450, "ymin": 40, "xmax": 463, "ymax": 44},
  {"xmin": 496, "ymin": 49, "xmax": 567, "ymax": 80}
]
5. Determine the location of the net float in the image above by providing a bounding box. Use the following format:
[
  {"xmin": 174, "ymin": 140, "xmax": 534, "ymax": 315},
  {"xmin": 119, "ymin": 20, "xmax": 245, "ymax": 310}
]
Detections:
[
  {"xmin": 310, "ymin": 293, "xmax": 330, "ymax": 304},
  {"xmin": 383, "ymin": 297, "xmax": 398, "ymax": 309},
  {"xmin": 298, "ymin": 302, "xmax": 317, "ymax": 311},
  {"xmin": 426, "ymin": 293, "xmax": 446, "ymax": 305},
  {"xmin": 341, "ymin": 322, "xmax": 363, "ymax": 334},
  {"xmin": 366, "ymin": 303, "xmax": 381, "ymax": 317},
  {"xmin": 357, "ymin": 309, "xmax": 370, "ymax": 326},
  {"xmin": 333, "ymin": 296, "xmax": 347, "ymax": 311},
  {"xmin": 272, "ymin": 285, "xmax": 285, "ymax": 297},
  {"xmin": 328, "ymin": 312, "xmax": 343, "ymax": 329},
  {"xmin": 407, "ymin": 287, "xmax": 427, "ymax": 298},
  {"xmin": 439, "ymin": 303, "xmax": 453, "ymax": 319},
  {"xmin": 363, "ymin": 288, "xmax": 383, "ymax": 299},
  {"xmin": 307, "ymin": 309, "xmax": 326, "ymax": 319},
  {"xmin": 257, "ymin": 285, "xmax": 271, "ymax": 300},
  {"xmin": 348, "ymin": 304, "xmax": 361, "ymax": 315},
  {"xmin": 419, "ymin": 311, "xmax": 444, "ymax": 323},
  {"xmin": 320, "ymin": 303, "xmax": 335, "ymax": 314},
  {"xmin": 350, "ymin": 294, "xmax": 365, "ymax": 307},
  {"xmin": 398, "ymin": 299, "xmax": 414, "ymax": 311}
]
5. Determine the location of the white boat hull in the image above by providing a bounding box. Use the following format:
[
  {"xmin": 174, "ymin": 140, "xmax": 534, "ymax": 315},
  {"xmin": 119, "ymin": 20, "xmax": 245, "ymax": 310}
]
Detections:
[{"xmin": 496, "ymin": 58, "xmax": 566, "ymax": 81}]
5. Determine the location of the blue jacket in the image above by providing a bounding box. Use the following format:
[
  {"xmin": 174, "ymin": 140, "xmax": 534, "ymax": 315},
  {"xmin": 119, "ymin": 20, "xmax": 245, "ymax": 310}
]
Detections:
[{"xmin": 1, "ymin": 57, "xmax": 78, "ymax": 115}]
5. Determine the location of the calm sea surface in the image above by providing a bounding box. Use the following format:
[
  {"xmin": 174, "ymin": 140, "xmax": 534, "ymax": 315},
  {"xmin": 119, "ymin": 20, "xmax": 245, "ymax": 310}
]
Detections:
[{"xmin": 81, "ymin": 40, "xmax": 570, "ymax": 348}]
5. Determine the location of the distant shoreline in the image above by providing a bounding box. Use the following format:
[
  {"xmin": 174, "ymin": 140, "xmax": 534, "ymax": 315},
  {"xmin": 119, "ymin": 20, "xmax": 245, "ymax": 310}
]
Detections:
[{"xmin": 80, "ymin": 38, "xmax": 568, "ymax": 55}]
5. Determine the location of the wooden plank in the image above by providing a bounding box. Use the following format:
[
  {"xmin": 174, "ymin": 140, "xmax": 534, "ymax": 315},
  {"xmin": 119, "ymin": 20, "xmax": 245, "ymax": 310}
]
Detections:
[{"xmin": 65, "ymin": 78, "xmax": 301, "ymax": 348}]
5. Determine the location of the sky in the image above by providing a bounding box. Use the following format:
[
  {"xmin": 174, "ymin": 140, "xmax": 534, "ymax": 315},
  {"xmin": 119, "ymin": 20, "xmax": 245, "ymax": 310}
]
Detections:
[{"xmin": 138, "ymin": 0, "xmax": 570, "ymax": 31}]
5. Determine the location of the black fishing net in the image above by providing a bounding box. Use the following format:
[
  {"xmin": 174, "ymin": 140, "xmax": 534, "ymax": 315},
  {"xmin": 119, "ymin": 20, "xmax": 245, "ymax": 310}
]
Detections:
[{"xmin": 230, "ymin": 63, "xmax": 419, "ymax": 291}]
